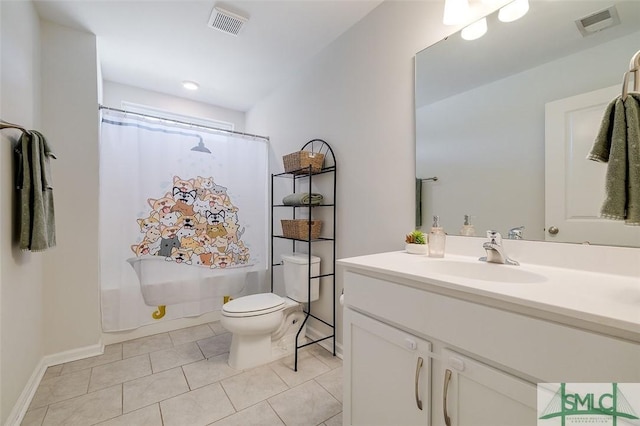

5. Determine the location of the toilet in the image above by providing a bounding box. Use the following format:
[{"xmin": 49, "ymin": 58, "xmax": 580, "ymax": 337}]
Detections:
[{"xmin": 221, "ymin": 254, "xmax": 321, "ymax": 370}]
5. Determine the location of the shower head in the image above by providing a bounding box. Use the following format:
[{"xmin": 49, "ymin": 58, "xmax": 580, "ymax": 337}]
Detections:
[{"xmin": 191, "ymin": 141, "xmax": 211, "ymax": 154}]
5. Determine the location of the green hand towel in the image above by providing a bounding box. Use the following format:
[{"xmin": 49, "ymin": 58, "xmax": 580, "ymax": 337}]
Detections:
[
  {"xmin": 588, "ymin": 94, "xmax": 640, "ymax": 225},
  {"xmin": 15, "ymin": 130, "xmax": 57, "ymax": 251},
  {"xmin": 282, "ymin": 192, "xmax": 323, "ymax": 206}
]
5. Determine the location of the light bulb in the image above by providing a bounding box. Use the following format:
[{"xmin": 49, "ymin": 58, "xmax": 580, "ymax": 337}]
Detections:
[
  {"xmin": 443, "ymin": 0, "xmax": 470, "ymax": 25},
  {"xmin": 498, "ymin": 0, "xmax": 529, "ymax": 23},
  {"xmin": 461, "ymin": 17, "xmax": 488, "ymax": 40}
]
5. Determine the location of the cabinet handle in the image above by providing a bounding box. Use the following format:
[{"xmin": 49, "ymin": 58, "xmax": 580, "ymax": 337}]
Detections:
[
  {"xmin": 415, "ymin": 356, "xmax": 424, "ymax": 411},
  {"xmin": 443, "ymin": 369, "xmax": 452, "ymax": 426}
]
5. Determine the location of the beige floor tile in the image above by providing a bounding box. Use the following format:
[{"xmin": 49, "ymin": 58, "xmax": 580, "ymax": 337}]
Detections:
[
  {"xmin": 88, "ymin": 354, "xmax": 151, "ymax": 392},
  {"xmin": 150, "ymin": 342, "xmax": 204, "ymax": 373},
  {"xmin": 95, "ymin": 404, "xmax": 162, "ymax": 426},
  {"xmin": 306, "ymin": 345, "xmax": 342, "ymax": 370},
  {"xmin": 61, "ymin": 344, "xmax": 122, "ymax": 375},
  {"xmin": 315, "ymin": 366, "xmax": 343, "ymax": 403},
  {"xmin": 182, "ymin": 353, "xmax": 242, "ymax": 390},
  {"xmin": 20, "ymin": 407, "xmax": 47, "ymax": 426},
  {"xmin": 210, "ymin": 401, "xmax": 285, "ymax": 426},
  {"xmin": 221, "ymin": 365, "xmax": 288, "ymax": 411},
  {"xmin": 122, "ymin": 367, "xmax": 189, "ymax": 413},
  {"xmin": 169, "ymin": 324, "xmax": 215, "ymax": 346},
  {"xmin": 208, "ymin": 321, "xmax": 227, "ymax": 335},
  {"xmin": 122, "ymin": 333, "xmax": 173, "ymax": 358},
  {"xmin": 42, "ymin": 365, "xmax": 63, "ymax": 380},
  {"xmin": 268, "ymin": 380, "xmax": 341, "ymax": 426},
  {"xmin": 323, "ymin": 412, "xmax": 343, "ymax": 426},
  {"xmin": 30, "ymin": 369, "xmax": 91, "ymax": 409},
  {"xmin": 42, "ymin": 385, "xmax": 121, "ymax": 426},
  {"xmin": 197, "ymin": 333, "xmax": 232, "ymax": 358},
  {"xmin": 160, "ymin": 382, "xmax": 235, "ymax": 426},
  {"xmin": 270, "ymin": 350, "xmax": 331, "ymax": 388}
]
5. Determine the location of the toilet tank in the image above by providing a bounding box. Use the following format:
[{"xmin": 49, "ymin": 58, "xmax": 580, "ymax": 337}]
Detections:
[{"xmin": 282, "ymin": 253, "xmax": 321, "ymax": 303}]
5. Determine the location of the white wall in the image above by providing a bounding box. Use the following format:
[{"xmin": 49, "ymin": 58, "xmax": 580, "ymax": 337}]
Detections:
[
  {"xmin": 417, "ymin": 31, "xmax": 640, "ymax": 240},
  {"xmin": 102, "ymin": 81, "xmax": 246, "ymax": 131},
  {"xmin": 39, "ymin": 20, "xmax": 102, "ymax": 356},
  {"xmin": 246, "ymin": 1, "xmax": 498, "ymax": 345},
  {"xmin": 0, "ymin": 2, "xmax": 45, "ymax": 423}
]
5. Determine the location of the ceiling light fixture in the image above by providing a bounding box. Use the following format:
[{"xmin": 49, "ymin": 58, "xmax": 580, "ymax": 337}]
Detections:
[
  {"xmin": 182, "ymin": 80, "xmax": 199, "ymax": 91},
  {"xmin": 461, "ymin": 17, "xmax": 488, "ymax": 40},
  {"xmin": 443, "ymin": 0, "xmax": 470, "ymax": 25},
  {"xmin": 498, "ymin": 0, "xmax": 529, "ymax": 23}
]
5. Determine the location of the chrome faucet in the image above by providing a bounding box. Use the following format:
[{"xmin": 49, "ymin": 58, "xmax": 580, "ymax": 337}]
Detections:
[
  {"xmin": 479, "ymin": 230, "xmax": 519, "ymax": 265},
  {"xmin": 507, "ymin": 226, "xmax": 525, "ymax": 240}
]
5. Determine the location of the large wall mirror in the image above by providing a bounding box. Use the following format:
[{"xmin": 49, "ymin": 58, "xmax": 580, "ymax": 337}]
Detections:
[{"xmin": 415, "ymin": 0, "xmax": 640, "ymax": 247}]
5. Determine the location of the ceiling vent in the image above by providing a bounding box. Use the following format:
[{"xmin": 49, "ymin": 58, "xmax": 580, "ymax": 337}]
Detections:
[
  {"xmin": 208, "ymin": 6, "xmax": 248, "ymax": 36},
  {"xmin": 575, "ymin": 6, "xmax": 621, "ymax": 37}
]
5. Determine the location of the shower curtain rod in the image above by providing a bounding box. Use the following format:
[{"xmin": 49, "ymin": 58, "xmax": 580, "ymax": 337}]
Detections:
[{"xmin": 98, "ymin": 105, "xmax": 269, "ymax": 141}]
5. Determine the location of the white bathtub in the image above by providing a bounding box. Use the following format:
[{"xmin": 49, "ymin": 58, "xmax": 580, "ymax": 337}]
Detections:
[{"xmin": 127, "ymin": 256, "xmax": 254, "ymax": 307}]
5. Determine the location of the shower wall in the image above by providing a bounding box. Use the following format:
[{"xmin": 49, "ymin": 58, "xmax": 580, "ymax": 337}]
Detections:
[{"xmin": 102, "ymin": 81, "xmax": 247, "ymax": 132}]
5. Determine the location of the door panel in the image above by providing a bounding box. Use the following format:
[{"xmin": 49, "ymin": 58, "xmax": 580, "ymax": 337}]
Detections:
[
  {"xmin": 441, "ymin": 349, "xmax": 537, "ymax": 426},
  {"xmin": 545, "ymin": 85, "xmax": 640, "ymax": 246},
  {"xmin": 346, "ymin": 310, "xmax": 431, "ymax": 426}
]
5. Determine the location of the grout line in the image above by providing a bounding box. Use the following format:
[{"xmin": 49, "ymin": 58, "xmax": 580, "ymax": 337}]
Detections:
[
  {"xmin": 266, "ymin": 399, "xmax": 288, "ymax": 426},
  {"xmin": 219, "ymin": 379, "xmax": 240, "ymax": 412}
]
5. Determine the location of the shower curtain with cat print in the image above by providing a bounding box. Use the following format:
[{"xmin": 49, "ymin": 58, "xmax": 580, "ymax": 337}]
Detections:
[{"xmin": 99, "ymin": 109, "xmax": 268, "ymax": 331}]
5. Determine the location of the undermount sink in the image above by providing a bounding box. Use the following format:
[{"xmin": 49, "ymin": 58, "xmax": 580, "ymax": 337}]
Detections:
[{"xmin": 425, "ymin": 259, "xmax": 547, "ymax": 283}]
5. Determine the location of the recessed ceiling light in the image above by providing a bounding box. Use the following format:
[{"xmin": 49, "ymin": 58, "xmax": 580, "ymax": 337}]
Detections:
[{"xmin": 182, "ymin": 81, "xmax": 199, "ymax": 91}]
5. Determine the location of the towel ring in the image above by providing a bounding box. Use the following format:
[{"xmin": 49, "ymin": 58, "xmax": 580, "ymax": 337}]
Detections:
[{"xmin": 621, "ymin": 49, "xmax": 640, "ymax": 100}]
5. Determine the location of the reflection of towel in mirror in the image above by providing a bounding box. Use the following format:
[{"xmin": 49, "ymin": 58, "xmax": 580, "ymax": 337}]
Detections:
[
  {"xmin": 588, "ymin": 93, "xmax": 640, "ymax": 225},
  {"xmin": 15, "ymin": 130, "xmax": 57, "ymax": 250},
  {"xmin": 282, "ymin": 192, "xmax": 323, "ymax": 206}
]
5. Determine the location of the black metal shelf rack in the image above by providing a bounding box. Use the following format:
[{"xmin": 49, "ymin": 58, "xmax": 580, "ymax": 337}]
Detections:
[{"xmin": 270, "ymin": 139, "xmax": 337, "ymax": 371}]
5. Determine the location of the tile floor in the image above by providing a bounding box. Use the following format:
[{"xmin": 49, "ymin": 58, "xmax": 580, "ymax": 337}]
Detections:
[{"xmin": 21, "ymin": 322, "xmax": 343, "ymax": 426}]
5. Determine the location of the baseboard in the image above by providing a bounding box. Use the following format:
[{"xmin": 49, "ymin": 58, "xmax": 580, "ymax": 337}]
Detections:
[
  {"xmin": 41, "ymin": 340, "xmax": 104, "ymax": 368},
  {"xmin": 102, "ymin": 311, "xmax": 222, "ymax": 345},
  {"xmin": 4, "ymin": 358, "xmax": 46, "ymax": 426},
  {"xmin": 5, "ymin": 341, "xmax": 104, "ymax": 426},
  {"xmin": 306, "ymin": 325, "xmax": 343, "ymax": 360}
]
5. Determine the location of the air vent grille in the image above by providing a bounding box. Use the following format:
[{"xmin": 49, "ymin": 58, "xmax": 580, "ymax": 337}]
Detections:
[
  {"xmin": 208, "ymin": 6, "xmax": 248, "ymax": 36},
  {"xmin": 575, "ymin": 6, "xmax": 620, "ymax": 37}
]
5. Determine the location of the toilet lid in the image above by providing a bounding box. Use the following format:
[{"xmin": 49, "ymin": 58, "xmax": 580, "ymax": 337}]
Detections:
[{"xmin": 222, "ymin": 293, "xmax": 285, "ymax": 317}]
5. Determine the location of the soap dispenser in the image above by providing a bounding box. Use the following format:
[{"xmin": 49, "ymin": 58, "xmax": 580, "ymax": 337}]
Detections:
[
  {"xmin": 428, "ymin": 215, "xmax": 446, "ymax": 258},
  {"xmin": 459, "ymin": 214, "xmax": 476, "ymax": 236}
]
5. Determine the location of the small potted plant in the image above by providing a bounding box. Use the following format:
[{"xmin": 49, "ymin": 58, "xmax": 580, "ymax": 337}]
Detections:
[{"xmin": 405, "ymin": 230, "xmax": 428, "ymax": 255}]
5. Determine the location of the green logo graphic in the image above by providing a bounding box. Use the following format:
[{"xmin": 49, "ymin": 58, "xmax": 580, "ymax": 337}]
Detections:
[{"xmin": 539, "ymin": 383, "xmax": 639, "ymax": 425}]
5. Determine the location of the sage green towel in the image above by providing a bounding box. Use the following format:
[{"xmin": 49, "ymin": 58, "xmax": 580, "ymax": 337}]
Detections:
[
  {"xmin": 15, "ymin": 130, "xmax": 57, "ymax": 251},
  {"xmin": 588, "ymin": 93, "xmax": 640, "ymax": 225},
  {"xmin": 282, "ymin": 192, "xmax": 323, "ymax": 206}
]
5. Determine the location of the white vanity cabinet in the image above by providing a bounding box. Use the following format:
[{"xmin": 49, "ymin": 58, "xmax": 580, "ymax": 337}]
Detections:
[
  {"xmin": 341, "ymin": 263, "xmax": 640, "ymax": 426},
  {"xmin": 346, "ymin": 309, "xmax": 431, "ymax": 425},
  {"xmin": 436, "ymin": 349, "xmax": 536, "ymax": 426}
]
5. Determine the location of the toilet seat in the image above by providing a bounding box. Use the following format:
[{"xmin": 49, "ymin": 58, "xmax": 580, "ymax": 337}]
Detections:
[{"xmin": 222, "ymin": 293, "xmax": 285, "ymax": 318}]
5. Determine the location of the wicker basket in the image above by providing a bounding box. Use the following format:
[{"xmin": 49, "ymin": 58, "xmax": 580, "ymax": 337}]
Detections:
[
  {"xmin": 283, "ymin": 151, "xmax": 325, "ymax": 175},
  {"xmin": 281, "ymin": 219, "xmax": 322, "ymax": 240}
]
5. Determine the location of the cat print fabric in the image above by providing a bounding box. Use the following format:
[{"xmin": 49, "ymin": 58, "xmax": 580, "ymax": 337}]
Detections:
[{"xmin": 131, "ymin": 176, "xmax": 249, "ymax": 269}]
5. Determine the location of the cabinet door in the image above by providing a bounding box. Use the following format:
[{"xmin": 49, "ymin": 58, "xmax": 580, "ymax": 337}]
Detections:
[
  {"xmin": 439, "ymin": 349, "xmax": 537, "ymax": 426},
  {"xmin": 344, "ymin": 309, "xmax": 431, "ymax": 426}
]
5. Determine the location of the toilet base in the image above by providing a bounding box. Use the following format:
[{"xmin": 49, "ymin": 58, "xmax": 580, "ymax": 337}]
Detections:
[
  {"xmin": 272, "ymin": 324, "xmax": 307, "ymax": 361},
  {"xmin": 227, "ymin": 318, "xmax": 307, "ymax": 370},
  {"xmin": 228, "ymin": 332, "xmax": 272, "ymax": 370}
]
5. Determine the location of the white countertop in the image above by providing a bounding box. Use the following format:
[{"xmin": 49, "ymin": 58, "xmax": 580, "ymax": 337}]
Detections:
[{"xmin": 338, "ymin": 250, "xmax": 640, "ymax": 342}]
